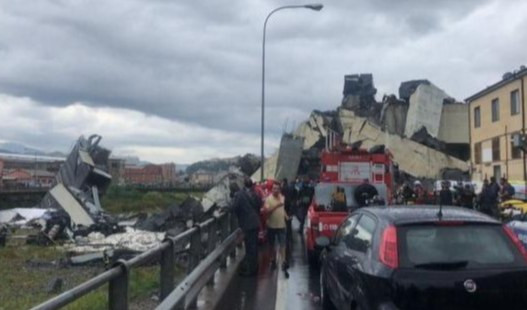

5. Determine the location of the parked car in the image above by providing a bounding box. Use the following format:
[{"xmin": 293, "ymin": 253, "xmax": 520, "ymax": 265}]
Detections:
[{"xmin": 318, "ymin": 205, "xmax": 527, "ymax": 310}]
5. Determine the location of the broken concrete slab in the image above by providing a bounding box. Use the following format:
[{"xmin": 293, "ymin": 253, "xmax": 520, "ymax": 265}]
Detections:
[
  {"xmin": 201, "ymin": 171, "xmax": 244, "ymax": 211},
  {"xmin": 49, "ymin": 184, "xmax": 95, "ymax": 227},
  {"xmin": 294, "ymin": 121, "xmax": 321, "ymax": 150},
  {"xmin": 275, "ymin": 134, "xmax": 304, "ymax": 182},
  {"xmin": 410, "ymin": 127, "xmax": 446, "ymax": 151},
  {"xmin": 380, "ymin": 94, "xmax": 408, "ymax": 136},
  {"xmin": 338, "ymin": 109, "xmax": 469, "ymax": 179},
  {"xmin": 404, "ymin": 83, "xmax": 449, "ymax": 138},
  {"xmin": 342, "ymin": 74, "xmax": 377, "ymax": 98},
  {"xmin": 341, "ymin": 74, "xmax": 381, "ymax": 120},
  {"xmin": 398, "ymin": 79, "xmax": 430, "ymax": 101},
  {"xmin": 437, "ymin": 103, "xmax": 469, "ymax": 144},
  {"xmin": 251, "ymin": 153, "xmax": 278, "ymax": 181}
]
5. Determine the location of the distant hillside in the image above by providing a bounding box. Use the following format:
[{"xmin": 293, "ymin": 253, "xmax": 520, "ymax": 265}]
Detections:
[
  {"xmin": 0, "ymin": 142, "xmax": 68, "ymax": 158},
  {"xmin": 0, "ymin": 142, "xmax": 45, "ymax": 155},
  {"xmin": 186, "ymin": 154, "xmax": 260, "ymax": 176}
]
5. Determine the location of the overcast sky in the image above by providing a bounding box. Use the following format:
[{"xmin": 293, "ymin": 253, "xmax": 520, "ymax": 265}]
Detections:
[{"xmin": 1, "ymin": 0, "xmax": 526, "ymax": 164}]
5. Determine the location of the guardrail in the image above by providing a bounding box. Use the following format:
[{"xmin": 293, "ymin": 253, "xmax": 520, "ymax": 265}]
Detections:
[{"xmin": 32, "ymin": 211, "xmax": 241, "ymax": 310}]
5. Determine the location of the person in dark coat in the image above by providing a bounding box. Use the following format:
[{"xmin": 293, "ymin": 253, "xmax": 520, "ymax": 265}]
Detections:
[
  {"xmin": 401, "ymin": 183, "xmax": 415, "ymax": 205},
  {"xmin": 489, "ymin": 177, "xmax": 500, "ymax": 199},
  {"xmin": 437, "ymin": 181, "xmax": 453, "ymax": 205},
  {"xmin": 228, "ymin": 179, "xmax": 261, "ymax": 276},
  {"xmin": 500, "ymin": 177, "xmax": 516, "ymax": 201},
  {"xmin": 281, "ymin": 178, "xmax": 297, "ymax": 264},
  {"xmin": 297, "ymin": 178, "xmax": 314, "ymax": 233},
  {"xmin": 458, "ymin": 184, "xmax": 476, "ymax": 209},
  {"xmin": 479, "ymin": 179, "xmax": 498, "ymax": 218}
]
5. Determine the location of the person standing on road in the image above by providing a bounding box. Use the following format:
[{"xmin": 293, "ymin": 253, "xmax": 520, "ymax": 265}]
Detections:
[
  {"xmin": 478, "ymin": 179, "xmax": 499, "ymax": 218},
  {"xmin": 281, "ymin": 178, "xmax": 297, "ymax": 265},
  {"xmin": 500, "ymin": 177, "xmax": 516, "ymax": 201},
  {"xmin": 458, "ymin": 184, "xmax": 476, "ymax": 209},
  {"xmin": 228, "ymin": 179, "xmax": 261, "ymax": 277},
  {"xmin": 437, "ymin": 181, "xmax": 453, "ymax": 205},
  {"xmin": 401, "ymin": 183, "xmax": 415, "ymax": 205},
  {"xmin": 489, "ymin": 177, "xmax": 501, "ymax": 199},
  {"xmin": 265, "ymin": 182, "xmax": 289, "ymax": 278},
  {"xmin": 297, "ymin": 178, "xmax": 314, "ymax": 233}
]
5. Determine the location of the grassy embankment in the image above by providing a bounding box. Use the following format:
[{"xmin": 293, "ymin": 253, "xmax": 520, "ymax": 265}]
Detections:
[
  {"xmin": 0, "ymin": 245, "xmax": 162, "ymax": 310},
  {"xmin": 101, "ymin": 186, "xmax": 205, "ymax": 214},
  {"xmin": 0, "ymin": 187, "xmax": 204, "ymax": 310}
]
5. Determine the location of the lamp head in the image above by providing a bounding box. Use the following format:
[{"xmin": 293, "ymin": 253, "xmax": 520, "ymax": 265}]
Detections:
[{"xmin": 304, "ymin": 3, "xmax": 323, "ymax": 11}]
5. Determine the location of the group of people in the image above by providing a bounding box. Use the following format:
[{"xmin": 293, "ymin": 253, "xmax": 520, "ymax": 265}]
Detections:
[
  {"xmin": 227, "ymin": 177, "xmax": 315, "ymax": 278},
  {"xmin": 477, "ymin": 177, "xmax": 515, "ymax": 217},
  {"xmin": 397, "ymin": 177, "xmax": 516, "ymax": 218},
  {"xmin": 396, "ymin": 181, "xmax": 431, "ymax": 205}
]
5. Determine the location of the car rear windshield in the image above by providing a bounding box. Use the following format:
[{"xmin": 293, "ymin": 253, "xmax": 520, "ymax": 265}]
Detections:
[{"xmin": 398, "ymin": 224, "xmax": 525, "ymax": 269}]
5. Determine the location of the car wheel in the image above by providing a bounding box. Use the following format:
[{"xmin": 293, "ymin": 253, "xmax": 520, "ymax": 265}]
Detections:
[{"xmin": 320, "ymin": 270, "xmax": 336, "ymax": 310}]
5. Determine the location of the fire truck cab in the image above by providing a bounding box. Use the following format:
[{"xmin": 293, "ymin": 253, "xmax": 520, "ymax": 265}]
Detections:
[{"xmin": 305, "ymin": 146, "xmax": 393, "ymax": 266}]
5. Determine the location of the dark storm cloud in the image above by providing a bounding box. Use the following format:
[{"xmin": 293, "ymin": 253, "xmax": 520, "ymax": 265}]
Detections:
[{"xmin": 0, "ymin": 0, "xmax": 525, "ymax": 144}]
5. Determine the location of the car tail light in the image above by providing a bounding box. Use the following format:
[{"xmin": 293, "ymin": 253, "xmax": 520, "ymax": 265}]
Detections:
[
  {"xmin": 503, "ymin": 225, "xmax": 527, "ymax": 262},
  {"xmin": 379, "ymin": 225, "xmax": 398, "ymax": 269}
]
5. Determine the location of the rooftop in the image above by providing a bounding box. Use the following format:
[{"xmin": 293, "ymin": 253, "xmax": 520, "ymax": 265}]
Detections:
[{"xmin": 465, "ymin": 66, "xmax": 527, "ymax": 102}]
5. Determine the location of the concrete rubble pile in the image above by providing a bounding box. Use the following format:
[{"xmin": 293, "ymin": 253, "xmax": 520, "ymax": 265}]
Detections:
[
  {"xmin": 65, "ymin": 227, "xmax": 166, "ymax": 253},
  {"xmin": 64, "ymin": 171, "xmax": 244, "ymax": 256},
  {"xmin": 254, "ymin": 74, "xmax": 470, "ymax": 185},
  {"xmin": 38, "ymin": 134, "xmax": 119, "ymax": 239},
  {"xmin": 1, "ymin": 134, "xmax": 242, "ymax": 250},
  {"xmin": 135, "ymin": 196, "xmax": 204, "ymax": 234}
]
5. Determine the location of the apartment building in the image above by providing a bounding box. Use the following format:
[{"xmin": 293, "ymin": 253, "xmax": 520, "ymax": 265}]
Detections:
[{"xmin": 467, "ymin": 66, "xmax": 527, "ymax": 181}]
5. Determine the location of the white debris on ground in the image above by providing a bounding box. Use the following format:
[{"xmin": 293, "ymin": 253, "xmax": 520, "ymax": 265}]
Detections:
[
  {"xmin": 0, "ymin": 208, "xmax": 50, "ymax": 226},
  {"xmin": 64, "ymin": 227, "xmax": 165, "ymax": 253}
]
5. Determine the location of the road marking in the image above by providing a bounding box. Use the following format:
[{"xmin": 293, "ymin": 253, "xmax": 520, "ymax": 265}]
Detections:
[{"xmin": 274, "ymin": 271, "xmax": 288, "ymax": 310}]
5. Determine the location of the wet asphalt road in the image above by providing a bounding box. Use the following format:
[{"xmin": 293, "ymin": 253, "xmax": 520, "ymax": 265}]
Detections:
[{"xmin": 215, "ymin": 221, "xmax": 322, "ymax": 310}]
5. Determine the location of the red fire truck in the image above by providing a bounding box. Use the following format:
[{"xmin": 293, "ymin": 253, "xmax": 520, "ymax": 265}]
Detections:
[{"xmin": 305, "ymin": 146, "xmax": 394, "ymax": 266}]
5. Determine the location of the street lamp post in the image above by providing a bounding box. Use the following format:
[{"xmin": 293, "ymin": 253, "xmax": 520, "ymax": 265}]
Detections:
[{"xmin": 260, "ymin": 4, "xmax": 323, "ymax": 182}]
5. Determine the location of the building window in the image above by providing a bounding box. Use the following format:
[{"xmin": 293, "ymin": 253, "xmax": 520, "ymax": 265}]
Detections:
[
  {"xmin": 474, "ymin": 106, "xmax": 481, "ymax": 128},
  {"xmin": 492, "ymin": 137, "xmax": 500, "ymax": 161},
  {"xmin": 511, "ymin": 90, "xmax": 520, "ymax": 115},
  {"xmin": 474, "ymin": 142, "xmax": 482, "ymax": 164},
  {"xmin": 511, "ymin": 140, "xmax": 522, "ymax": 159},
  {"xmin": 493, "ymin": 165, "xmax": 502, "ymax": 179},
  {"xmin": 491, "ymin": 98, "xmax": 500, "ymax": 122}
]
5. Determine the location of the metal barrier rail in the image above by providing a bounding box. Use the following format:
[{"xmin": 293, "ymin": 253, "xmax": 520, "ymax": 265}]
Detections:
[{"xmin": 31, "ymin": 211, "xmax": 240, "ymax": 310}]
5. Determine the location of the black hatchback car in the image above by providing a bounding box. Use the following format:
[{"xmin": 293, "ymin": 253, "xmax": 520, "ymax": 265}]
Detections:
[{"xmin": 318, "ymin": 205, "xmax": 527, "ymax": 310}]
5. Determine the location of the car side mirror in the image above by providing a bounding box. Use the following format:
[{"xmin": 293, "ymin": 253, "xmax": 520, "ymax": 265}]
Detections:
[{"xmin": 315, "ymin": 236, "xmax": 331, "ymax": 248}]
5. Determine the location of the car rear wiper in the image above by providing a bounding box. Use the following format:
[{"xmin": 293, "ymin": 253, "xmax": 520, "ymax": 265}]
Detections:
[{"xmin": 414, "ymin": 260, "xmax": 469, "ymax": 270}]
